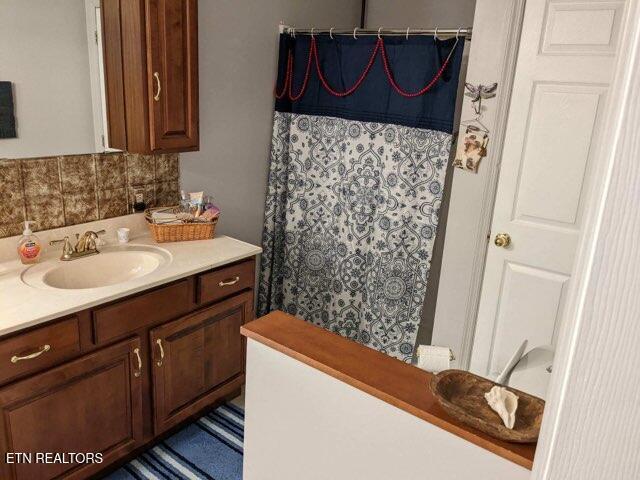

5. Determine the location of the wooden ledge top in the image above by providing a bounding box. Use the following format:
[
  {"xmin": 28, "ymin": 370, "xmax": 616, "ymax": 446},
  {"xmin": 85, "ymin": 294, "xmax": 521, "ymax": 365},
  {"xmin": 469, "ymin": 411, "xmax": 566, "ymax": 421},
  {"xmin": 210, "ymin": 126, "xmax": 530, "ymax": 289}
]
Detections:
[{"xmin": 241, "ymin": 311, "xmax": 536, "ymax": 470}]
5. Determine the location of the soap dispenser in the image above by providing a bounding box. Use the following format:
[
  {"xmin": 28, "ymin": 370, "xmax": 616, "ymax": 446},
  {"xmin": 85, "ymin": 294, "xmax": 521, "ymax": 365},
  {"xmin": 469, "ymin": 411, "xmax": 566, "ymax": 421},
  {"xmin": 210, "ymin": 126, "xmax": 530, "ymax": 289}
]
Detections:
[{"xmin": 17, "ymin": 221, "xmax": 42, "ymax": 264}]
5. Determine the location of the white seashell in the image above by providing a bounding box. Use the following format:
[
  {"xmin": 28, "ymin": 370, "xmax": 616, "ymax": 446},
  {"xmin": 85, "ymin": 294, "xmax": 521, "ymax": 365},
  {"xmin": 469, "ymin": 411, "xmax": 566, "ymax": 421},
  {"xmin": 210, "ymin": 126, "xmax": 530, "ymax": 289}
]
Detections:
[{"xmin": 484, "ymin": 386, "xmax": 519, "ymax": 429}]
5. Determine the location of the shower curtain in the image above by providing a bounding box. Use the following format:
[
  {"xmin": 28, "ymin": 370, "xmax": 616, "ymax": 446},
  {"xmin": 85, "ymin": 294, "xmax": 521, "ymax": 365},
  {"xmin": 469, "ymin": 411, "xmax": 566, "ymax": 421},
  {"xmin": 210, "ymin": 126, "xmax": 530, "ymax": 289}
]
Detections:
[{"xmin": 258, "ymin": 32, "xmax": 464, "ymax": 361}]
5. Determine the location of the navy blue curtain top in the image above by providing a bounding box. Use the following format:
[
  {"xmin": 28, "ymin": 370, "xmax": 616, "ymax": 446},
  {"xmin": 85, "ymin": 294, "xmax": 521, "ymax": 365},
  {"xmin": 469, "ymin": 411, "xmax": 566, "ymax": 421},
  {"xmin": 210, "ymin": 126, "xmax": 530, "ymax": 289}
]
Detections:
[{"xmin": 274, "ymin": 34, "xmax": 464, "ymax": 133}]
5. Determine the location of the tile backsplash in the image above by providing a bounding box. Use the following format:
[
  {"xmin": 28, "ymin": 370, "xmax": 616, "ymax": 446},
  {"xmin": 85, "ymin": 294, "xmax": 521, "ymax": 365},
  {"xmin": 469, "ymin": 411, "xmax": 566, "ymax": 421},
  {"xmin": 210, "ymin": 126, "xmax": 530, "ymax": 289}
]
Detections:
[{"xmin": 0, "ymin": 152, "xmax": 180, "ymax": 238}]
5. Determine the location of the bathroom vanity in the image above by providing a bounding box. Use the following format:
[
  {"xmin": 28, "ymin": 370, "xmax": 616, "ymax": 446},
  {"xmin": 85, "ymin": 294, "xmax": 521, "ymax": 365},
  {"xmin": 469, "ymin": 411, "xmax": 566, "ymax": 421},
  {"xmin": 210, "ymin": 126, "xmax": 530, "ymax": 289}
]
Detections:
[{"xmin": 0, "ymin": 221, "xmax": 260, "ymax": 480}]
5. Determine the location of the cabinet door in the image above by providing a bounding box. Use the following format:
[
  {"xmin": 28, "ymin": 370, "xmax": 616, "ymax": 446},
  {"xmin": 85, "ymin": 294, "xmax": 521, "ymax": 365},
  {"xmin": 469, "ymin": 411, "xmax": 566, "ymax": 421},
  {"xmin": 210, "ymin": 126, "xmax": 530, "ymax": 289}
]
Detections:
[
  {"xmin": 0, "ymin": 338, "xmax": 143, "ymax": 480},
  {"xmin": 146, "ymin": 0, "xmax": 199, "ymax": 151},
  {"xmin": 151, "ymin": 290, "xmax": 252, "ymax": 433}
]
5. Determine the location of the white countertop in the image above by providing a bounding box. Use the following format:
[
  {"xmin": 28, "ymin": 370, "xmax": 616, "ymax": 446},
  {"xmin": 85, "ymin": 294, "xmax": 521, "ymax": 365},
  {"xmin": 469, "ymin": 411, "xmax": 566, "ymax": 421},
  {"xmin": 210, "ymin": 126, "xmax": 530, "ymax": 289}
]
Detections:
[{"xmin": 0, "ymin": 215, "xmax": 261, "ymax": 337}]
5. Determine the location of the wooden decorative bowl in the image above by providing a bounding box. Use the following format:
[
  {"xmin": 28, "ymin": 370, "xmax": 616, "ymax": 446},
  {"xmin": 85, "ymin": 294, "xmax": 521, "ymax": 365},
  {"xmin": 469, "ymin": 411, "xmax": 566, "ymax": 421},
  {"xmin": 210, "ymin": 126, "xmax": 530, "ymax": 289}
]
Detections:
[{"xmin": 430, "ymin": 369, "xmax": 545, "ymax": 443}]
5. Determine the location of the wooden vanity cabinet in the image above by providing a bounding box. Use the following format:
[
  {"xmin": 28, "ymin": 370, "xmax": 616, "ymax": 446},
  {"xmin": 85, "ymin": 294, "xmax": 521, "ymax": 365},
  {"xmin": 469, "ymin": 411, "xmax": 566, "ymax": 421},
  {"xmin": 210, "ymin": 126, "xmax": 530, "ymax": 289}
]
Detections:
[
  {"xmin": 101, "ymin": 0, "xmax": 199, "ymax": 153},
  {"xmin": 92, "ymin": 278, "xmax": 192, "ymax": 344},
  {"xmin": 0, "ymin": 338, "xmax": 143, "ymax": 480},
  {"xmin": 0, "ymin": 257, "xmax": 255, "ymax": 479},
  {"xmin": 147, "ymin": 0, "xmax": 199, "ymax": 152},
  {"xmin": 150, "ymin": 290, "xmax": 252, "ymax": 433}
]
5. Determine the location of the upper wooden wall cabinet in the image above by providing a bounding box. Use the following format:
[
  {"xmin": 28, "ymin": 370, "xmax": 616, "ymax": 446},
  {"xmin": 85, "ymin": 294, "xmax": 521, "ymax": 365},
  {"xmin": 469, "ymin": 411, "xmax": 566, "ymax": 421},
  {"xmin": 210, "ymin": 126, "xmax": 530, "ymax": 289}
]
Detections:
[{"xmin": 101, "ymin": 0, "xmax": 199, "ymax": 153}]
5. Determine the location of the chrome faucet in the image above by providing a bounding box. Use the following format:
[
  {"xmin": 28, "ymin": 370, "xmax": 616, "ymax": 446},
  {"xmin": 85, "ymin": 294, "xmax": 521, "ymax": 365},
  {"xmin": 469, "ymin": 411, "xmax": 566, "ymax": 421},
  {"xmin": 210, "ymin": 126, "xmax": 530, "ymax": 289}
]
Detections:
[{"xmin": 49, "ymin": 229, "xmax": 106, "ymax": 261}]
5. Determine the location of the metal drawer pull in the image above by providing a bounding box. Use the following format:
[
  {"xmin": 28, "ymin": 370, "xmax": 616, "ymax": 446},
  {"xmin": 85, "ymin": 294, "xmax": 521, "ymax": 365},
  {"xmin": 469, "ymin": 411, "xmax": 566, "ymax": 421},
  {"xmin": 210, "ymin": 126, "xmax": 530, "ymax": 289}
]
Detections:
[
  {"xmin": 11, "ymin": 344, "xmax": 51, "ymax": 364},
  {"xmin": 156, "ymin": 339, "xmax": 165, "ymax": 367},
  {"xmin": 218, "ymin": 276, "xmax": 240, "ymax": 287},
  {"xmin": 153, "ymin": 72, "xmax": 161, "ymax": 101},
  {"xmin": 133, "ymin": 347, "xmax": 142, "ymax": 377}
]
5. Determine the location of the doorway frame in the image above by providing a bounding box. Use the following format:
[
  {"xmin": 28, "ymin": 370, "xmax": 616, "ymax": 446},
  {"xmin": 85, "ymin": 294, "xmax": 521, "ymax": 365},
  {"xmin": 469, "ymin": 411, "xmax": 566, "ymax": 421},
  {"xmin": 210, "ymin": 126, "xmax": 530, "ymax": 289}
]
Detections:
[
  {"xmin": 457, "ymin": 0, "xmax": 527, "ymax": 369},
  {"xmin": 533, "ymin": 0, "xmax": 640, "ymax": 476},
  {"xmin": 432, "ymin": 0, "xmax": 527, "ymax": 369}
]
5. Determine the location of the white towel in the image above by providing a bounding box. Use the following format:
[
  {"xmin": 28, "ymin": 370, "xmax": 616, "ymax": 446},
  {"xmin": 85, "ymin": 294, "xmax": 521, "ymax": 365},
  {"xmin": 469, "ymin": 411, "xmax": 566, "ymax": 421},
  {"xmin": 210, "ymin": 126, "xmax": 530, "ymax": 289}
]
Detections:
[{"xmin": 151, "ymin": 211, "xmax": 182, "ymax": 224}]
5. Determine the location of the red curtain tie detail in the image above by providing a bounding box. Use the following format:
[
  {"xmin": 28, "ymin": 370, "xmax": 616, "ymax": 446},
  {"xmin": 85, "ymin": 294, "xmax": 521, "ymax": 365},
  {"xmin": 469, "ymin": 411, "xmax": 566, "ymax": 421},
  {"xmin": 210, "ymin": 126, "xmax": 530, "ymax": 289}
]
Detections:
[
  {"xmin": 274, "ymin": 36, "xmax": 459, "ymax": 101},
  {"xmin": 274, "ymin": 54, "xmax": 291, "ymax": 100},
  {"xmin": 288, "ymin": 39, "xmax": 314, "ymax": 101},
  {"xmin": 314, "ymin": 38, "xmax": 381, "ymax": 97},
  {"xmin": 380, "ymin": 38, "xmax": 458, "ymax": 98}
]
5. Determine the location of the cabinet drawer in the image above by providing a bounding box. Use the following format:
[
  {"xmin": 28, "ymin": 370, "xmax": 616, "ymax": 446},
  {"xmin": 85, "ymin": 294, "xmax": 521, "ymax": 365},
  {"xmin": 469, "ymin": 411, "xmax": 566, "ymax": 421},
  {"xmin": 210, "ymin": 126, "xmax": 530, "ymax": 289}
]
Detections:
[
  {"xmin": 93, "ymin": 279, "xmax": 191, "ymax": 344},
  {"xmin": 0, "ymin": 317, "xmax": 80, "ymax": 385},
  {"xmin": 198, "ymin": 259, "xmax": 255, "ymax": 304}
]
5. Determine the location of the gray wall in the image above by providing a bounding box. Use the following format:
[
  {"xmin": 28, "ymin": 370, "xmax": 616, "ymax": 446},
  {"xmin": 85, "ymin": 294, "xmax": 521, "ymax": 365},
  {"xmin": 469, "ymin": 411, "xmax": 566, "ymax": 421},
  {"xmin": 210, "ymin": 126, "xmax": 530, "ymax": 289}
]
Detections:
[
  {"xmin": 364, "ymin": 0, "xmax": 476, "ymax": 27},
  {"xmin": 180, "ymin": 0, "xmax": 362, "ymax": 245}
]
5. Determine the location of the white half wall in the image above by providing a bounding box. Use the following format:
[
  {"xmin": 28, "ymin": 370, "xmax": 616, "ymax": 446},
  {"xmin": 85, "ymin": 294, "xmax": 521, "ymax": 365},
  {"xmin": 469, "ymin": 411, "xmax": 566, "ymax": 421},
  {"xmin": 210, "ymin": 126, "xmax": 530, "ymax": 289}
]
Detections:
[
  {"xmin": 179, "ymin": 0, "xmax": 362, "ymax": 245},
  {"xmin": 243, "ymin": 339, "xmax": 530, "ymax": 480}
]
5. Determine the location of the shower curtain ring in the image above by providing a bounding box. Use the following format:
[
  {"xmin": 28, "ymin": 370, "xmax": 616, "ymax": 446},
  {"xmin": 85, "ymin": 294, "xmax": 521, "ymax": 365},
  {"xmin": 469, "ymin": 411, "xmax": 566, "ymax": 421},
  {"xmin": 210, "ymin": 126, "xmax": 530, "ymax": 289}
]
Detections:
[
  {"xmin": 434, "ymin": 27, "xmax": 439, "ymax": 41},
  {"xmin": 378, "ymin": 27, "xmax": 383, "ymax": 40},
  {"xmin": 291, "ymin": 27, "xmax": 295, "ymax": 38},
  {"xmin": 329, "ymin": 27, "xmax": 334, "ymax": 40},
  {"xmin": 311, "ymin": 27, "xmax": 315, "ymax": 38},
  {"xmin": 456, "ymin": 28, "xmax": 461, "ymax": 40},
  {"xmin": 353, "ymin": 27, "xmax": 358, "ymax": 39},
  {"xmin": 406, "ymin": 27, "xmax": 410, "ymax": 40}
]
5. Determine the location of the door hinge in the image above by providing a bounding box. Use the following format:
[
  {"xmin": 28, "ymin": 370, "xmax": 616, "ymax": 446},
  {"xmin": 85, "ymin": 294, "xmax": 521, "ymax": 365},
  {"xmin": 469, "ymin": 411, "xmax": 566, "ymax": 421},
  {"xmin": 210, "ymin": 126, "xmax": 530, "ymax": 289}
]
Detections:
[
  {"xmin": 101, "ymin": 134, "xmax": 105, "ymax": 147},
  {"xmin": 95, "ymin": 30, "xmax": 98, "ymax": 44}
]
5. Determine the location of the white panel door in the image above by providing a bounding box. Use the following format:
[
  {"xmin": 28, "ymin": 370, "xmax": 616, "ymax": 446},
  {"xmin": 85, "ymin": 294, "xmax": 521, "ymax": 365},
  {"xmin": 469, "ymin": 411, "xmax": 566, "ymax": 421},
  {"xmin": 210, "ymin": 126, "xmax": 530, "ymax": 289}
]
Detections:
[{"xmin": 470, "ymin": 0, "xmax": 624, "ymax": 377}]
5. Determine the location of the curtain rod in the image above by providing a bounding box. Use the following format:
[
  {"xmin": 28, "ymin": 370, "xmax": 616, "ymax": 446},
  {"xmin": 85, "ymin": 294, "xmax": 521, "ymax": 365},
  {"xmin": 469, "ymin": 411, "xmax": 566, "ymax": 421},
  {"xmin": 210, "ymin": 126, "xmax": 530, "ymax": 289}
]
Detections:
[{"xmin": 279, "ymin": 24, "xmax": 472, "ymax": 40}]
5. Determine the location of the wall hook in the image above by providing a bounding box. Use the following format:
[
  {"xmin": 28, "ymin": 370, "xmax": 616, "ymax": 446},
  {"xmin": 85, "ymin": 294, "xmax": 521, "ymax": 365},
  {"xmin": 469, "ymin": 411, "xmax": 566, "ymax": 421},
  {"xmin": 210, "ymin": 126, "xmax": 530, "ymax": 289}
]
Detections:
[{"xmin": 465, "ymin": 82, "xmax": 498, "ymax": 115}]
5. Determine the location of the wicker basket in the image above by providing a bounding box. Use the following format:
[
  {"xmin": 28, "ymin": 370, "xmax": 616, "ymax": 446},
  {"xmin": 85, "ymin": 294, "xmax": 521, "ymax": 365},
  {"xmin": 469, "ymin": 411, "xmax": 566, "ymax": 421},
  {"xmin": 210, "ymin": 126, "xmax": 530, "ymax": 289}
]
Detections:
[{"xmin": 145, "ymin": 206, "xmax": 218, "ymax": 243}]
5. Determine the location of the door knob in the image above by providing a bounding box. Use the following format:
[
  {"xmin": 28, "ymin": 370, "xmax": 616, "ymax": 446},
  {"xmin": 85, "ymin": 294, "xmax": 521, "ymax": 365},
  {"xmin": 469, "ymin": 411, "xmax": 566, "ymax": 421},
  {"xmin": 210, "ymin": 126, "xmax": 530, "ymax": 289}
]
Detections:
[{"xmin": 494, "ymin": 233, "xmax": 511, "ymax": 248}]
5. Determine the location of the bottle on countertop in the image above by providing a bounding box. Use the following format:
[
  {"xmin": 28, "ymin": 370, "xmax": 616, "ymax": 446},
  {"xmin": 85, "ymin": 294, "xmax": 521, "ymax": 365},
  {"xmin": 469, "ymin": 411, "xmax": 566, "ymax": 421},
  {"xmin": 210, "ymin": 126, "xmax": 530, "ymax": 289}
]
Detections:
[
  {"xmin": 17, "ymin": 221, "xmax": 42, "ymax": 264},
  {"xmin": 179, "ymin": 190, "xmax": 190, "ymax": 213}
]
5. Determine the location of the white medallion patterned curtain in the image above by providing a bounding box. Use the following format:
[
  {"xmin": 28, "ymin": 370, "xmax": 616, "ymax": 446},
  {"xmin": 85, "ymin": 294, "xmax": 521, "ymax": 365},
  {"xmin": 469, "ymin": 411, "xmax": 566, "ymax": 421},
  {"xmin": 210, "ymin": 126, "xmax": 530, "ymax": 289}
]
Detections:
[{"xmin": 258, "ymin": 33, "xmax": 463, "ymax": 361}]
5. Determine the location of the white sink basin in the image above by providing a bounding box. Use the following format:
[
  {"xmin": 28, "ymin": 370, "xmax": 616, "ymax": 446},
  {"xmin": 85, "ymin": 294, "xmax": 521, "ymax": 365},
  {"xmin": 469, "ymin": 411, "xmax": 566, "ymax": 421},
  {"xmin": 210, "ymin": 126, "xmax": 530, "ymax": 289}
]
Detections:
[{"xmin": 22, "ymin": 245, "xmax": 172, "ymax": 290}]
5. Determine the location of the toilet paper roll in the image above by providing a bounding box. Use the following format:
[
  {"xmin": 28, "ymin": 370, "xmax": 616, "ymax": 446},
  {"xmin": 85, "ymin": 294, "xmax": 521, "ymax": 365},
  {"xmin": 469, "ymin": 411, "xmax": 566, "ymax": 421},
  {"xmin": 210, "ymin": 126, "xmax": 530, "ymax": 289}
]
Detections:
[{"xmin": 416, "ymin": 345, "xmax": 453, "ymax": 373}]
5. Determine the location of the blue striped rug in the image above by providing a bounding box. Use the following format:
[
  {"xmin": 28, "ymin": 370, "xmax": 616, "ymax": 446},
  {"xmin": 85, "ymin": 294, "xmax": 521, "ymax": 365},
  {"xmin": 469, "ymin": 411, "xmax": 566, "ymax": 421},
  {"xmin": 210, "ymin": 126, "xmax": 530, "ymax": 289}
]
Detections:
[{"xmin": 104, "ymin": 402, "xmax": 244, "ymax": 480}]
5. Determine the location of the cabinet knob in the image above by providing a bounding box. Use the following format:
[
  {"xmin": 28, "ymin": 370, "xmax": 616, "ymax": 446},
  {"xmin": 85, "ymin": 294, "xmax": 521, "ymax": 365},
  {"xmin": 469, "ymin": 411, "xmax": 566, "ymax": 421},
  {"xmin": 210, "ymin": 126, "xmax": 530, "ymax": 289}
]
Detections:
[{"xmin": 494, "ymin": 233, "xmax": 512, "ymax": 248}]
